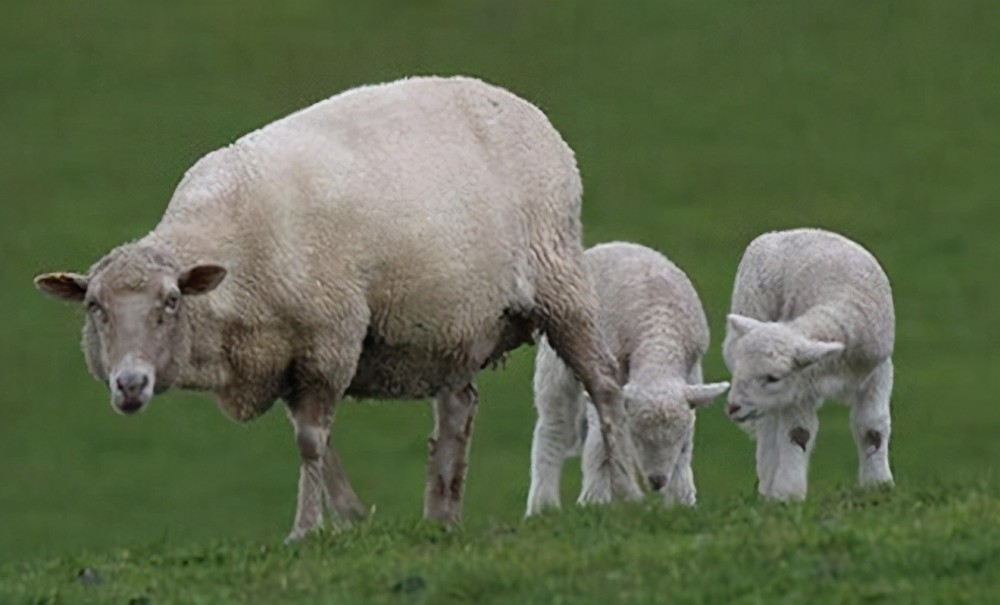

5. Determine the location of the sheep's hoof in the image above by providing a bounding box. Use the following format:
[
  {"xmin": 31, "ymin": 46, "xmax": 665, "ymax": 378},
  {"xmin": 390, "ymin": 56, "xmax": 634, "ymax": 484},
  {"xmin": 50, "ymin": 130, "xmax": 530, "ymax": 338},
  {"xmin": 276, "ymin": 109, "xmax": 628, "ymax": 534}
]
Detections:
[{"xmin": 283, "ymin": 528, "xmax": 314, "ymax": 545}]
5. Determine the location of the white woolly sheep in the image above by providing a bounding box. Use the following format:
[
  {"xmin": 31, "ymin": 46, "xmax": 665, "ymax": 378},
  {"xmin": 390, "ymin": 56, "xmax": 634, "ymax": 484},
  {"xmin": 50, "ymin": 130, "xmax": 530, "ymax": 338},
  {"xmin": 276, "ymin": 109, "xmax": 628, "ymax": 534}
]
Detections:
[
  {"xmin": 723, "ymin": 228, "xmax": 895, "ymax": 501},
  {"xmin": 527, "ymin": 242, "xmax": 729, "ymax": 515},
  {"xmin": 33, "ymin": 76, "xmax": 642, "ymax": 543}
]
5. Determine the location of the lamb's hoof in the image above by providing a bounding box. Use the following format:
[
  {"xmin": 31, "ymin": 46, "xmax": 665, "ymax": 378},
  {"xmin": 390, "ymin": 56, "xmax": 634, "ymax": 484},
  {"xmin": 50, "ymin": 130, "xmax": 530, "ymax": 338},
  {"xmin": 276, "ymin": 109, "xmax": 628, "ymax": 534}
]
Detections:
[
  {"xmin": 859, "ymin": 476, "xmax": 895, "ymax": 490},
  {"xmin": 759, "ymin": 488, "xmax": 807, "ymax": 503},
  {"xmin": 577, "ymin": 488, "xmax": 612, "ymax": 505},
  {"xmin": 611, "ymin": 469, "xmax": 643, "ymax": 501}
]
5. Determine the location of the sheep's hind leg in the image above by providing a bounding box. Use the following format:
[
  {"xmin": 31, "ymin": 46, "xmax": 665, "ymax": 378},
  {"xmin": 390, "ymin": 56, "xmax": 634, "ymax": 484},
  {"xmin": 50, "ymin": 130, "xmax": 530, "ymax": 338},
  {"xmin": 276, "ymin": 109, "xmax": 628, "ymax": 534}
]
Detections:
[
  {"xmin": 424, "ymin": 383, "xmax": 479, "ymax": 525},
  {"xmin": 528, "ymin": 336, "xmax": 586, "ymax": 516},
  {"xmin": 852, "ymin": 359, "xmax": 894, "ymax": 488}
]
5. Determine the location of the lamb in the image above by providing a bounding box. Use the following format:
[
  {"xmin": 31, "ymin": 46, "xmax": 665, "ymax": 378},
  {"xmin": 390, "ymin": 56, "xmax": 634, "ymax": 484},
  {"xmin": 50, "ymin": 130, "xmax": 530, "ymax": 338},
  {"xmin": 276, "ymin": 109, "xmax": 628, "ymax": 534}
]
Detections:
[
  {"xmin": 527, "ymin": 242, "xmax": 730, "ymax": 515},
  {"xmin": 33, "ymin": 75, "xmax": 642, "ymax": 543},
  {"xmin": 722, "ymin": 228, "xmax": 895, "ymax": 501}
]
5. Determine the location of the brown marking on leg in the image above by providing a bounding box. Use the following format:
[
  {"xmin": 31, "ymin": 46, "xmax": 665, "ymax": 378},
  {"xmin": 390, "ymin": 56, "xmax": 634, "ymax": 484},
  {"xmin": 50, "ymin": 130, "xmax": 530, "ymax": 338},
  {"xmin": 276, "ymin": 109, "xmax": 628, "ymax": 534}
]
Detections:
[
  {"xmin": 450, "ymin": 460, "xmax": 468, "ymax": 499},
  {"xmin": 864, "ymin": 429, "xmax": 882, "ymax": 455},
  {"xmin": 789, "ymin": 427, "xmax": 811, "ymax": 451},
  {"xmin": 424, "ymin": 385, "xmax": 478, "ymax": 524}
]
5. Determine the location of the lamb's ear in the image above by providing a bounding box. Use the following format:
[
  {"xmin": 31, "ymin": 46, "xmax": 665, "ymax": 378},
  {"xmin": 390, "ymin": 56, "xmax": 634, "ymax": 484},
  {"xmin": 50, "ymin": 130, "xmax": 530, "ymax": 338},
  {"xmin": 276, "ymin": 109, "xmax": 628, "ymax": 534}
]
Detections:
[
  {"xmin": 794, "ymin": 340, "xmax": 844, "ymax": 368},
  {"xmin": 727, "ymin": 314, "xmax": 763, "ymax": 337},
  {"xmin": 178, "ymin": 264, "xmax": 227, "ymax": 295},
  {"xmin": 684, "ymin": 382, "xmax": 730, "ymax": 409},
  {"xmin": 34, "ymin": 272, "xmax": 89, "ymax": 302}
]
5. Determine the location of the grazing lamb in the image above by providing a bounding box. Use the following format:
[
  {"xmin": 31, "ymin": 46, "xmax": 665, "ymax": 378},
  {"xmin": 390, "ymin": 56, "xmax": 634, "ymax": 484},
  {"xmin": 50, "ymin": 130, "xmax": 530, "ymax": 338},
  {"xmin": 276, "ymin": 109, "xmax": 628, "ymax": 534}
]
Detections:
[
  {"xmin": 723, "ymin": 228, "xmax": 895, "ymax": 501},
  {"xmin": 33, "ymin": 75, "xmax": 642, "ymax": 543},
  {"xmin": 527, "ymin": 242, "xmax": 729, "ymax": 515}
]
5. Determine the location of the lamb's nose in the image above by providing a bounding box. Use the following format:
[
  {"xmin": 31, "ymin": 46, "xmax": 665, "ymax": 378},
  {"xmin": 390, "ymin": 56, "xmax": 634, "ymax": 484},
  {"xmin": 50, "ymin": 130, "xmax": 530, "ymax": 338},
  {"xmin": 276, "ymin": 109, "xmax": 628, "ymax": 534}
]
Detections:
[
  {"xmin": 727, "ymin": 403, "xmax": 741, "ymax": 416},
  {"xmin": 648, "ymin": 473, "xmax": 668, "ymax": 491},
  {"xmin": 116, "ymin": 372, "xmax": 149, "ymax": 398}
]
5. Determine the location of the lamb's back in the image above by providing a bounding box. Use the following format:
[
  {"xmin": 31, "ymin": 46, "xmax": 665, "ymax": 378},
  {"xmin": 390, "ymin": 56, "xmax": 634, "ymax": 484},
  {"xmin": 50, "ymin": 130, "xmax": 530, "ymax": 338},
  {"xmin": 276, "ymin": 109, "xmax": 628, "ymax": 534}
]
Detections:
[{"xmin": 586, "ymin": 242, "xmax": 709, "ymax": 367}]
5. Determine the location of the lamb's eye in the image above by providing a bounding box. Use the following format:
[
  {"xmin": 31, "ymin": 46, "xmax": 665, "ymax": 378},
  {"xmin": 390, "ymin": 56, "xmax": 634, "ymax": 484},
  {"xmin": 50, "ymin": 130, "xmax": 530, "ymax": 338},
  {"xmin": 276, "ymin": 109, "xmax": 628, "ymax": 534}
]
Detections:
[{"xmin": 763, "ymin": 374, "xmax": 782, "ymax": 385}]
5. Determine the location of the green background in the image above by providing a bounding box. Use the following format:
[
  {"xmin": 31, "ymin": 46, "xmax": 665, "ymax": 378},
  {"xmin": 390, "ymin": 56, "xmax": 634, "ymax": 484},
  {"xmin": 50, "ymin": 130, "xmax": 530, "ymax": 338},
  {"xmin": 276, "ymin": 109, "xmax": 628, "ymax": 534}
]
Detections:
[{"xmin": 2, "ymin": 0, "xmax": 997, "ymax": 564}]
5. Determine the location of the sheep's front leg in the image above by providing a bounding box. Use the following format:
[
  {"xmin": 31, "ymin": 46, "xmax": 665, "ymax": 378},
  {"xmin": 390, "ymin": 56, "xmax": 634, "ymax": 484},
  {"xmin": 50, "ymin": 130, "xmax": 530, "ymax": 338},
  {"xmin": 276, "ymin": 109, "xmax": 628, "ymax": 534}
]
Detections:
[
  {"xmin": 284, "ymin": 392, "xmax": 365, "ymax": 543},
  {"xmin": 760, "ymin": 404, "xmax": 819, "ymax": 501},
  {"xmin": 424, "ymin": 383, "xmax": 479, "ymax": 525},
  {"xmin": 322, "ymin": 441, "xmax": 367, "ymax": 523},
  {"xmin": 852, "ymin": 359, "xmax": 894, "ymax": 488},
  {"xmin": 537, "ymin": 282, "xmax": 642, "ymax": 502},
  {"xmin": 527, "ymin": 338, "xmax": 586, "ymax": 516}
]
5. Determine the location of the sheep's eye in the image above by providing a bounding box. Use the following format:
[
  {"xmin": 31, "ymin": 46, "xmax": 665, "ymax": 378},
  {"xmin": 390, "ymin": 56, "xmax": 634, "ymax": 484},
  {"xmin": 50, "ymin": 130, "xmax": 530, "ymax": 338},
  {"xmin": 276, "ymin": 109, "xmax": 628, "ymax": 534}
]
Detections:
[
  {"xmin": 86, "ymin": 301, "xmax": 108, "ymax": 323},
  {"xmin": 763, "ymin": 374, "xmax": 782, "ymax": 385},
  {"xmin": 164, "ymin": 292, "xmax": 180, "ymax": 313}
]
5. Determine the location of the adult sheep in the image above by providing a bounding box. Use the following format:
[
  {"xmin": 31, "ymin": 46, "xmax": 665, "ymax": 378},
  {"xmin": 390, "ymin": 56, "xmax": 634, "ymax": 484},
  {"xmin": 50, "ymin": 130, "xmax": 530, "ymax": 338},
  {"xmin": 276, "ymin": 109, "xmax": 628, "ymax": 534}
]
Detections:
[
  {"xmin": 723, "ymin": 228, "xmax": 895, "ymax": 501},
  {"xmin": 528, "ymin": 242, "xmax": 729, "ymax": 515},
  {"xmin": 33, "ymin": 75, "xmax": 641, "ymax": 542}
]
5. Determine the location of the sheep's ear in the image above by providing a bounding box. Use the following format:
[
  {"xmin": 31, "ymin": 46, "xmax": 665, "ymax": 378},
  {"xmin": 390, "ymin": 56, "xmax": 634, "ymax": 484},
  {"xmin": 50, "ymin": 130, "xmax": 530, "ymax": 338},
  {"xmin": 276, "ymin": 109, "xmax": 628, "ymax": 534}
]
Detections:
[
  {"xmin": 34, "ymin": 272, "xmax": 89, "ymax": 302},
  {"xmin": 727, "ymin": 314, "xmax": 763, "ymax": 337},
  {"xmin": 178, "ymin": 264, "xmax": 227, "ymax": 295},
  {"xmin": 794, "ymin": 340, "xmax": 844, "ymax": 368},
  {"xmin": 684, "ymin": 382, "xmax": 730, "ymax": 409}
]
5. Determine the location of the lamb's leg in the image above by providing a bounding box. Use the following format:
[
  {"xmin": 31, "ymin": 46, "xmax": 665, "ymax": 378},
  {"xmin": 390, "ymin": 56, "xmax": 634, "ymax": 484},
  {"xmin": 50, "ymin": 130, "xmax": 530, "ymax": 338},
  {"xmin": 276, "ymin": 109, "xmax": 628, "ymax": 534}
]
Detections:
[
  {"xmin": 852, "ymin": 359, "xmax": 894, "ymax": 487},
  {"xmin": 284, "ymin": 390, "xmax": 365, "ymax": 543},
  {"xmin": 665, "ymin": 437, "xmax": 697, "ymax": 507},
  {"xmin": 754, "ymin": 414, "xmax": 779, "ymax": 496},
  {"xmin": 528, "ymin": 337, "xmax": 586, "ymax": 516},
  {"xmin": 424, "ymin": 383, "xmax": 479, "ymax": 525},
  {"xmin": 536, "ymin": 265, "xmax": 641, "ymax": 503},
  {"xmin": 761, "ymin": 404, "xmax": 820, "ymax": 501}
]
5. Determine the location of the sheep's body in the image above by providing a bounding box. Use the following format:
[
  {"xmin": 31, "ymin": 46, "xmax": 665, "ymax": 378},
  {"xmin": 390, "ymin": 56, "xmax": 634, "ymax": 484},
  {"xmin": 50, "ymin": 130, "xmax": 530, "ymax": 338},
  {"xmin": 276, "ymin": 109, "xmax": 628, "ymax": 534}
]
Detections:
[
  {"xmin": 528, "ymin": 242, "xmax": 729, "ymax": 514},
  {"xmin": 723, "ymin": 228, "xmax": 895, "ymax": 500},
  {"xmin": 37, "ymin": 76, "xmax": 640, "ymax": 541},
  {"xmin": 144, "ymin": 76, "xmax": 576, "ymax": 415}
]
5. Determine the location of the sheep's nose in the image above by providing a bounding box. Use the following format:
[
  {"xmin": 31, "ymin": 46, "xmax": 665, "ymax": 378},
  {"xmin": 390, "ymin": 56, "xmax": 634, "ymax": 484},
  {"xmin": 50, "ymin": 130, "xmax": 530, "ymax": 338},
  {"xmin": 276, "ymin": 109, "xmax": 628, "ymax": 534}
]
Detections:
[
  {"xmin": 648, "ymin": 473, "xmax": 668, "ymax": 491},
  {"xmin": 116, "ymin": 372, "xmax": 149, "ymax": 398},
  {"xmin": 727, "ymin": 403, "xmax": 741, "ymax": 416}
]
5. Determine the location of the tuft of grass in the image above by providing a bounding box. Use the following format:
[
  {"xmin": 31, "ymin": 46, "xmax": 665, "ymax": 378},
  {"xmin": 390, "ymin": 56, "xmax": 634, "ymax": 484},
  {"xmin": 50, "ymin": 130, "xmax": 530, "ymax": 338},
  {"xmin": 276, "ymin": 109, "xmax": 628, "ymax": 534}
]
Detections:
[{"xmin": 3, "ymin": 482, "xmax": 997, "ymax": 604}]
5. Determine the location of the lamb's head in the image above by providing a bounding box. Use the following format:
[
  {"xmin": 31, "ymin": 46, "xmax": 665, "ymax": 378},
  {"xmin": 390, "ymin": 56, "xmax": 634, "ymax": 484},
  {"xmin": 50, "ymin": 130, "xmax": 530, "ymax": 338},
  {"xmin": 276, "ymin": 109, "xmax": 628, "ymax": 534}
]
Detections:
[
  {"xmin": 34, "ymin": 245, "xmax": 226, "ymax": 415},
  {"xmin": 723, "ymin": 314, "xmax": 844, "ymax": 423},
  {"xmin": 623, "ymin": 380, "xmax": 729, "ymax": 496}
]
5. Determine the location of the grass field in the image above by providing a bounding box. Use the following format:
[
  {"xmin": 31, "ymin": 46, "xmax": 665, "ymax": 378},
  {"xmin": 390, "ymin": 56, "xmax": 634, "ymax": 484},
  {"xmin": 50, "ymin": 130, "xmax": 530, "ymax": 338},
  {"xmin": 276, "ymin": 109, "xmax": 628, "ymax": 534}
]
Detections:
[
  {"xmin": 4, "ymin": 486, "xmax": 999, "ymax": 604},
  {"xmin": 2, "ymin": 0, "xmax": 998, "ymax": 603}
]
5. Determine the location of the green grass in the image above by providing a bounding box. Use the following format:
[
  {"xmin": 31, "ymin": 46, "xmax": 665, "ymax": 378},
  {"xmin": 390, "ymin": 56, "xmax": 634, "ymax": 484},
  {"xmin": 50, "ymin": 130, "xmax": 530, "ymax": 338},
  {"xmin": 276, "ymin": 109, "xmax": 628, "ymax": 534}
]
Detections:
[
  {"xmin": 2, "ymin": 0, "xmax": 998, "ymax": 602},
  {"xmin": 4, "ymin": 485, "xmax": 998, "ymax": 604}
]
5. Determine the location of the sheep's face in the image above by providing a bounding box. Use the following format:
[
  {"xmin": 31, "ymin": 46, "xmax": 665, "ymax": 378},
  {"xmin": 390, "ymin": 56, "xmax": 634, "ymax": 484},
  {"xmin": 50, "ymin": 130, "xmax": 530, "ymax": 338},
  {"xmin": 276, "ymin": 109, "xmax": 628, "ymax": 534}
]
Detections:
[
  {"xmin": 34, "ymin": 245, "xmax": 226, "ymax": 416},
  {"xmin": 624, "ymin": 381, "xmax": 728, "ymax": 497},
  {"xmin": 723, "ymin": 314, "xmax": 844, "ymax": 423}
]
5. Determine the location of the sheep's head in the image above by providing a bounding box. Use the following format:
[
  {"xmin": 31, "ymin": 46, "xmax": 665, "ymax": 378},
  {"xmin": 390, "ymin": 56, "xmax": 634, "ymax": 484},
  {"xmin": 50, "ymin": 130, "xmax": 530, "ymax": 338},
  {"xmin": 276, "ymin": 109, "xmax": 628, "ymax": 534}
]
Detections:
[
  {"xmin": 34, "ymin": 245, "xmax": 226, "ymax": 415},
  {"xmin": 723, "ymin": 314, "xmax": 844, "ymax": 423},
  {"xmin": 623, "ymin": 380, "xmax": 729, "ymax": 496}
]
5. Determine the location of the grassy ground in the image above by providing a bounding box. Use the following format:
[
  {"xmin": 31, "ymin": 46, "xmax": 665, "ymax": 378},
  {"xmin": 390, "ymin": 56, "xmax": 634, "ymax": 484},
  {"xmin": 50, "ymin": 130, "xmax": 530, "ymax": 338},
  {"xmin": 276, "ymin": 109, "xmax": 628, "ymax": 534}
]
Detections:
[
  {"xmin": 2, "ymin": 0, "xmax": 998, "ymax": 602},
  {"xmin": 3, "ymin": 484, "xmax": 998, "ymax": 604}
]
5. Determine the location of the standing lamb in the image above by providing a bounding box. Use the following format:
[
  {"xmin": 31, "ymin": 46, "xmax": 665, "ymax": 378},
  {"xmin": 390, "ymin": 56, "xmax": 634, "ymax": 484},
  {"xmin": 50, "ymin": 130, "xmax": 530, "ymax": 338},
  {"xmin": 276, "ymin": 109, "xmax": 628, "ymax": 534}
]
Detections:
[
  {"xmin": 33, "ymin": 75, "xmax": 642, "ymax": 543},
  {"xmin": 723, "ymin": 228, "xmax": 895, "ymax": 501},
  {"xmin": 527, "ymin": 242, "xmax": 729, "ymax": 515}
]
